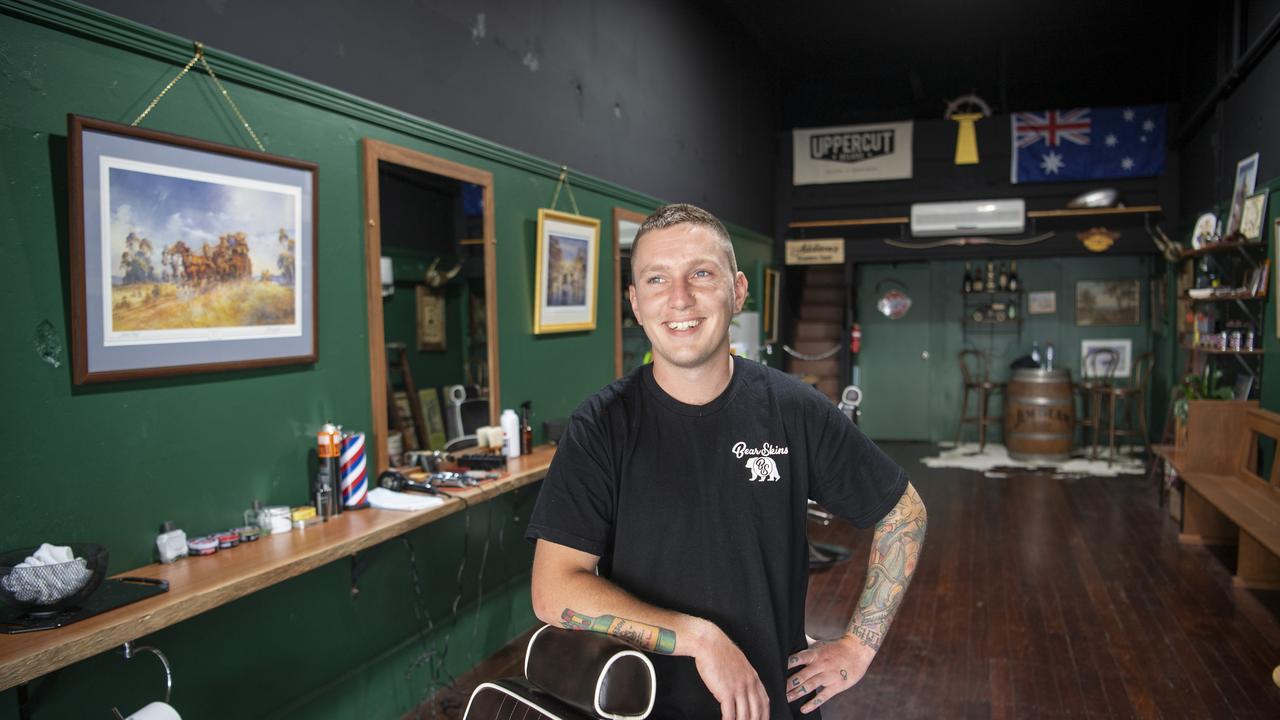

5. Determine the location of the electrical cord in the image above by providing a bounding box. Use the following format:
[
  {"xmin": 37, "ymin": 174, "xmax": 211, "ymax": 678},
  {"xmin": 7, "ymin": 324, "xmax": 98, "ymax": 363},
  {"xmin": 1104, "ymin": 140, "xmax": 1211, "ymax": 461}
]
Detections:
[{"xmin": 405, "ymin": 491, "xmax": 472, "ymax": 719}]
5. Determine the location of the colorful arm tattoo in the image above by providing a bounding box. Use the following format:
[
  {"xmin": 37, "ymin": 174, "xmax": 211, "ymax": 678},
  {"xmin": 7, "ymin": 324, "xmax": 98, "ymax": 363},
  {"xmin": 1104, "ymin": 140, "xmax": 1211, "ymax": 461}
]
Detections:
[
  {"xmin": 560, "ymin": 609, "xmax": 677, "ymax": 654},
  {"xmin": 847, "ymin": 482, "xmax": 927, "ymax": 651}
]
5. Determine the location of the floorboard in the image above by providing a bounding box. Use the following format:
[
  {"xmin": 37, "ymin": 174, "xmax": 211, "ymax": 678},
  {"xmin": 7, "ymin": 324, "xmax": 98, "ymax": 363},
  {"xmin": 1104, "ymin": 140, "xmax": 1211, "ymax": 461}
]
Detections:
[{"xmin": 411, "ymin": 441, "xmax": 1280, "ymax": 718}]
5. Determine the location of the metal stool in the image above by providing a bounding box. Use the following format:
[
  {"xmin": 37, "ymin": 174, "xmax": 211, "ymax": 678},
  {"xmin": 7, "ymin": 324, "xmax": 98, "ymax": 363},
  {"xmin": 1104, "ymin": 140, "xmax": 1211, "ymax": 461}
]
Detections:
[
  {"xmin": 955, "ymin": 350, "xmax": 1004, "ymax": 451},
  {"xmin": 1076, "ymin": 348, "xmax": 1119, "ymax": 459}
]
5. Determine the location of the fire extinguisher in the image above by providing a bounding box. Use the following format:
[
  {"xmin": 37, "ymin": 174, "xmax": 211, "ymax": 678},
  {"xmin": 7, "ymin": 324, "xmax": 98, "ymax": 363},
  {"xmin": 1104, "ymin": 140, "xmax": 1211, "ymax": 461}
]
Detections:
[{"xmin": 850, "ymin": 323, "xmax": 862, "ymax": 354}]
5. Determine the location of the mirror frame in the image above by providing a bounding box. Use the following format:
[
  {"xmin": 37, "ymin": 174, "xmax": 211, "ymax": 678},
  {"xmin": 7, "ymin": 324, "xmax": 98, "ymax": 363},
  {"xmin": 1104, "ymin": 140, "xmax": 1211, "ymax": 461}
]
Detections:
[
  {"xmin": 613, "ymin": 207, "xmax": 648, "ymax": 378},
  {"xmin": 362, "ymin": 138, "xmax": 499, "ymax": 473}
]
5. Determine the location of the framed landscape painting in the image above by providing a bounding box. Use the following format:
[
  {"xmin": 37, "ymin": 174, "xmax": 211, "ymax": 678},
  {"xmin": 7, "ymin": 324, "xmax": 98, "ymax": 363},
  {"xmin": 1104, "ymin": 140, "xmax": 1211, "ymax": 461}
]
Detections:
[
  {"xmin": 1075, "ymin": 279, "xmax": 1140, "ymax": 326},
  {"xmin": 68, "ymin": 116, "xmax": 318, "ymax": 383}
]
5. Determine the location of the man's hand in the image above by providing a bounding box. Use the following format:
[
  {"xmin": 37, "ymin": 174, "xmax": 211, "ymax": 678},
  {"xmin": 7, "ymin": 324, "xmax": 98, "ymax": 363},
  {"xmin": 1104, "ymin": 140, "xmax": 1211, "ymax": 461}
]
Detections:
[
  {"xmin": 691, "ymin": 620, "xmax": 770, "ymax": 720},
  {"xmin": 784, "ymin": 635, "xmax": 876, "ymax": 713}
]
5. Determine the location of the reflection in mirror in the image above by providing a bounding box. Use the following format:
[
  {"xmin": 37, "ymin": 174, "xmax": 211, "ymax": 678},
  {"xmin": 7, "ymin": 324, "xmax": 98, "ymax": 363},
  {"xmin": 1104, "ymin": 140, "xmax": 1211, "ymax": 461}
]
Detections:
[
  {"xmin": 363, "ymin": 140, "xmax": 498, "ymax": 473},
  {"xmin": 613, "ymin": 208, "xmax": 650, "ymax": 377}
]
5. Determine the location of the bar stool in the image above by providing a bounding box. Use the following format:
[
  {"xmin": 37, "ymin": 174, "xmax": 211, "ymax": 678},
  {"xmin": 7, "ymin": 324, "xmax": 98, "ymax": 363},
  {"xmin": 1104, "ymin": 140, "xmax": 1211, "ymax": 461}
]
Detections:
[
  {"xmin": 955, "ymin": 350, "xmax": 1004, "ymax": 451},
  {"xmin": 1097, "ymin": 352, "xmax": 1155, "ymax": 464},
  {"xmin": 1077, "ymin": 348, "xmax": 1119, "ymax": 459}
]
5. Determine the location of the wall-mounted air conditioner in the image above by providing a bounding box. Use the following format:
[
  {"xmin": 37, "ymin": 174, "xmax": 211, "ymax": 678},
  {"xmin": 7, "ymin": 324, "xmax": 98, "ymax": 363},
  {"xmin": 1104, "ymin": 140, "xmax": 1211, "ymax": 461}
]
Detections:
[{"xmin": 909, "ymin": 199, "xmax": 1025, "ymax": 237}]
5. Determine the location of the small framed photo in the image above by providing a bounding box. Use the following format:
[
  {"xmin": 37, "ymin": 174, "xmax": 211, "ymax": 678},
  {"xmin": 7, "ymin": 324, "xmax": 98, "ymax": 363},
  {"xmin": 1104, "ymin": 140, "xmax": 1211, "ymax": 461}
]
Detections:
[
  {"xmin": 68, "ymin": 115, "xmax": 318, "ymax": 383},
  {"xmin": 1240, "ymin": 191, "xmax": 1269, "ymax": 242},
  {"xmin": 416, "ymin": 285, "xmax": 446, "ymax": 351},
  {"xmin": 534, "ymin": 208, "xmax": 601, "ymax": 334},
  {"xmin": 1027, "ymin": 290, "xmax": 1056, "ymax": 315},
  {"xmin": 1081, "ymin": 338, "xmax": 1132, "ymax": 379},
  {"xmin": 763, "ymin": 267, "xmax": 781, "ymax": 343},
  {"xmin": 1076, "ymin": 279, "xmax": 1141, "ymax": 326},
  {"xmin": 1225, "ymin": 152, "xmax": 1259, "ymax": 237}
]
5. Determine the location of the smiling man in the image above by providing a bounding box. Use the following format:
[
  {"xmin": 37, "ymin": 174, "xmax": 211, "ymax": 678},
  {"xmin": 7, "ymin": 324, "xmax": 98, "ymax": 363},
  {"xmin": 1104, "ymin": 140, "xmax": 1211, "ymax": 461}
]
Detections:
[{"xmin": 526, "ymin": 203, "xmax": 926, "ymax": 718}]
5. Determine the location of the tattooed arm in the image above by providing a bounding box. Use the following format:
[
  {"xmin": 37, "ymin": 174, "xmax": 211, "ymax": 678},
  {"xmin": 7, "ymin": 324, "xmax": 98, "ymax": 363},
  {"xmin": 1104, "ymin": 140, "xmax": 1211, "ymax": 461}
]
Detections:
[
  {"xmin": 786, "ymin": 481, "xmax": 927, "ymax": 714},
  {"xmin": 531, "ymin": 539, "xmax": 770, "ymax": 720}
]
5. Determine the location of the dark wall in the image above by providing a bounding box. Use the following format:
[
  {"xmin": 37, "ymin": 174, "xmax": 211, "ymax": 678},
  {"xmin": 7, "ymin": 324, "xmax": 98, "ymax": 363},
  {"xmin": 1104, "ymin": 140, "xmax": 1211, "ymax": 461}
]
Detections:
[
  {"xmin": 781, "ymin": 114, "xmax": 1174, "ymax": 245},
  {"xmin": 80, "ymin": 0, "xmax": 780, "ymax": 233},
  {"xmin": 1175, "ymin": 0, "xmax": 1280, "ymax": 213},
  {"xmin": 1173, "ymin": 0, "xmax": 1280, "ymax": 414}
]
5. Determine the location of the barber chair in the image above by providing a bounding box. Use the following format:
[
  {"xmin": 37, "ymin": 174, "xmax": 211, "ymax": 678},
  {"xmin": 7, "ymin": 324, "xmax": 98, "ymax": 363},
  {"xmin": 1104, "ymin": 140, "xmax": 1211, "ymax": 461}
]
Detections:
[{"xmin": 463, "ymin": 625, "xmax": 655, "ymax": 720}]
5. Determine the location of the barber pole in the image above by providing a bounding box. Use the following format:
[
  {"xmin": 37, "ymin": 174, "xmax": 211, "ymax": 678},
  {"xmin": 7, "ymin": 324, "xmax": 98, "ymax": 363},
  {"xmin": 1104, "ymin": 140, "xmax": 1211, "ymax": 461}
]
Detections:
[{"xmin": 339, "ymin": 432, "xmax": 369, "ymax": 508}]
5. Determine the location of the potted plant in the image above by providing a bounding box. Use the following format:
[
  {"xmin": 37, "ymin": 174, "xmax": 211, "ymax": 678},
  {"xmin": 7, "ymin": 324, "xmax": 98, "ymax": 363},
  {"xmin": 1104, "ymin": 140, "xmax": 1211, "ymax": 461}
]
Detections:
[{"xmin": 1172, "ymin": 364, "xmax": 1240, "ymax": 452}]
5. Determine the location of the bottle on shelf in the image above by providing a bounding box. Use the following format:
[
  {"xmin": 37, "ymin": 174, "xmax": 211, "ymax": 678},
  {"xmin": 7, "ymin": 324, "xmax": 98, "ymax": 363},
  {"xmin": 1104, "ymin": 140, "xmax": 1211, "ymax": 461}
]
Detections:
[
  {"xmin": 985, "ymin": 261, "xmax": 996, "ymax": 294},
  {"xmin": 998, "ymin": 263, "xmax": 1010, "ymax": 291},
  {"xmin": 1008, "ymin": 261, "xmax": 1020, "ymax": 292},
  {"xmin": 1031, "ymin": 341, "xmax": 1042, "ymax": 367},
  {"xmin": 963, "ymin": 262, "xmax": 973, "ymax": 294}
]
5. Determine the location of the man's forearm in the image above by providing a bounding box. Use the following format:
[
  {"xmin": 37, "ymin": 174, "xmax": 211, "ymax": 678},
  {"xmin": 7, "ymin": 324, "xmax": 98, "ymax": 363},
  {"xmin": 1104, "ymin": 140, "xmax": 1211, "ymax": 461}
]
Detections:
[
  {"xmin": 560, "ymin": 607, "xmax": 677, "ymax": 653},
  {"xmin": 847, "ymin": 481, "xmax": 927, "ymax": 650},
  {"xmin": 531, "ymin": 543, "xmax": 709, "ymax": 657}
]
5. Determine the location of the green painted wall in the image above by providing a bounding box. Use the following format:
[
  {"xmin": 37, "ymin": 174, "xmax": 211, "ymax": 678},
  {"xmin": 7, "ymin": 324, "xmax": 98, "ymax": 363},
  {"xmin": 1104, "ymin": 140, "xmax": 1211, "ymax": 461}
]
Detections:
[
  {"xmin": 856, "ymin": 256, "xmax": 1158, "ymax": 443},
  {"xmin": 0, "ymin": 3, "xmax": 772, "ymax": 718}
]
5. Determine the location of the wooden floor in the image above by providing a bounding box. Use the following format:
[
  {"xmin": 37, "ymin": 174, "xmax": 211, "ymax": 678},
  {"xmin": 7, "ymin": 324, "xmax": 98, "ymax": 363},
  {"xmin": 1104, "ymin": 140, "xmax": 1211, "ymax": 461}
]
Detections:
[{"xmin": 412, "ymin": 441, "xmax": 1280, "ymax": 719}]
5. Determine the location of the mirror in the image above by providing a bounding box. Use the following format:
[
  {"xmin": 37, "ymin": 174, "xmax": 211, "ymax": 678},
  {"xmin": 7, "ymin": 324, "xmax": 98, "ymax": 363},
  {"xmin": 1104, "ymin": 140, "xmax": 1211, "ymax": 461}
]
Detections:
[
  {"xmin": 362, "ymin": 139, "xmax": 498, "ymax": 472},
  {"xmin": 613, "ymin": 207, "xmax": 649, "ymax": 377}
]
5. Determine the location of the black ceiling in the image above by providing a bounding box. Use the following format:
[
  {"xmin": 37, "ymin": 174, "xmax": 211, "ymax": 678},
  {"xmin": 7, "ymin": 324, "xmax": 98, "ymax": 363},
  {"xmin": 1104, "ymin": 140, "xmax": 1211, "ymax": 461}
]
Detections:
[{"xmin": 719, "ymin": 0, "xmax": 1197, "ymax": 128}]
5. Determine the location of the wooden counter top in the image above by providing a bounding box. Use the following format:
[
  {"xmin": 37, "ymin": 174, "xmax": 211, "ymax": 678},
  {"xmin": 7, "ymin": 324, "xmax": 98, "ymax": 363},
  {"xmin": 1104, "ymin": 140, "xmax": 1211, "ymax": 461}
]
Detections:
[{"xmin": 0, "ymin": 446, "xmax": 555, "ymax": 691}]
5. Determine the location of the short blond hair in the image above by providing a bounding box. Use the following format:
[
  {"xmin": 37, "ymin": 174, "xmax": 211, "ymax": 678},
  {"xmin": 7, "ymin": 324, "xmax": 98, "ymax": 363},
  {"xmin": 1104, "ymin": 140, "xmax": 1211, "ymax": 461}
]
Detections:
[{"xmin": 632, "ymin": 203, "xmax": 737, "ymax": 274}]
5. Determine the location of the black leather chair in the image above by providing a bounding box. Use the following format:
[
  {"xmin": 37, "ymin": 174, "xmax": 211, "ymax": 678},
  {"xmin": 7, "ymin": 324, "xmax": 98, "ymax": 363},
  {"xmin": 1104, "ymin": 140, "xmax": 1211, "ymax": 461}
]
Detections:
[{"xmin": 463, "ymin": 625, "xmax": 656, "ymax": 720}]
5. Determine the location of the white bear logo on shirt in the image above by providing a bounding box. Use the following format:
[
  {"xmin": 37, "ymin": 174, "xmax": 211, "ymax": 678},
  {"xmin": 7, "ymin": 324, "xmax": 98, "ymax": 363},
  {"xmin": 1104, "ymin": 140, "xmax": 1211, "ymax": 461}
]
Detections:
[{"xmin": 745, "ymin": 456, "xmax": 781, "ymax": 482}]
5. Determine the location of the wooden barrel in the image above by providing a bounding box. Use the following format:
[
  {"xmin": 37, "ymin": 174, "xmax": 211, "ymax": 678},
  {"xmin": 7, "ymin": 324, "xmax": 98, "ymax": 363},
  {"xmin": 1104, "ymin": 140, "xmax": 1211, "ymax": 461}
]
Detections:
[{"xmin": 1004, "ymin": 368, "xmax": 1075, "ymax": 462}]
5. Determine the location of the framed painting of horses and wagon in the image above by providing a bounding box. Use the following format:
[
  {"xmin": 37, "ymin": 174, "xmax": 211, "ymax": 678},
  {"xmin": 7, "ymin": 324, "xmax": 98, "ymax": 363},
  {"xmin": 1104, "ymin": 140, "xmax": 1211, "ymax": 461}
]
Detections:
[{"xmin": 68, "ymin": 115, "xmax": 317, "ymax": 383}]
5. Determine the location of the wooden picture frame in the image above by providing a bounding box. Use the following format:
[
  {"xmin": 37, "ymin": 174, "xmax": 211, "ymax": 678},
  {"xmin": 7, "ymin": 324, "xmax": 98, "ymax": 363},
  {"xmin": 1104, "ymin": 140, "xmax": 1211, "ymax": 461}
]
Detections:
[
  {"xmin": 1075, "ymin": 279, "xmax": 1140, "ymax": 326},
  {"xmin": 613, "ymin": 207, "xmax": 647, "ymax": 377},
  {"xmin": 1240, "ymin": 191, "xmax": 1269, "ymax": 242},
  {"xmin": 415, "ymin": 285, "xmax": 446, "ymax": 351},
  {"xmin": 68, "ymin": 115, "xmax": 318, "ymax": 383},
  {"xmin": 535, "ymin": 208, "xmax": 600, "ymax": 334},
  {"xmin": 763, "ymin": 267, "xmax": 781, "ymax": 344},
  {"xmin": 1027, "ymin": 290, "xmax": 1057, "ymax": 315}
]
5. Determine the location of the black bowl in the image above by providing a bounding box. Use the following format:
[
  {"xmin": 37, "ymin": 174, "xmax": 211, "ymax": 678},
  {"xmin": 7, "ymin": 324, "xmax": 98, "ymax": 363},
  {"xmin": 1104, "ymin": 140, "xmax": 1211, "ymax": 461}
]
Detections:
[{"xmin": 0, "ymin": 544, "xmax": 109, "ymax": 612}]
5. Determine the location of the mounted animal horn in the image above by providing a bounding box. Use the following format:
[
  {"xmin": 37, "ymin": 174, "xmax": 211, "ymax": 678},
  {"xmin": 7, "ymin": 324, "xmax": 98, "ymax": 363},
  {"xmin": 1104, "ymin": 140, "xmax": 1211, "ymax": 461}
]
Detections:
[{"xmin": 424, "ymin": 257, "xmax": 462, "ymax": 289}]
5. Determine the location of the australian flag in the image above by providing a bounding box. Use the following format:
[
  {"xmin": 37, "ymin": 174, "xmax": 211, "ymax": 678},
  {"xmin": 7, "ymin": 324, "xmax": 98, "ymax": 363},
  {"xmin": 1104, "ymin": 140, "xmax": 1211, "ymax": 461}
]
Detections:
[{"xmin": 1011, "ymin": 105, "xmax": 1165, "ymax": 183}]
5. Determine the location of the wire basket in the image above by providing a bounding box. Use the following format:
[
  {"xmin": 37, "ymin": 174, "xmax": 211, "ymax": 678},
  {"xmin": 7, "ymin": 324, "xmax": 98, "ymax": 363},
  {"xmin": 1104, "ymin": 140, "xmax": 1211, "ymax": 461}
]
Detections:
[{"xmin": 0, "ymin": 544, "xmax": 108, "ymax": 612}]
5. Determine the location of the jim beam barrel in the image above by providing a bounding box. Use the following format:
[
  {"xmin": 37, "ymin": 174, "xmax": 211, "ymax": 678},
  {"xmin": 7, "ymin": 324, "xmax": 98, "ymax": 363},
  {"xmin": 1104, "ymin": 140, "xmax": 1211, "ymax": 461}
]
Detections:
[{"xmin": 1004, "ymin": 368, "xmax": 1075, "ymax": 462}]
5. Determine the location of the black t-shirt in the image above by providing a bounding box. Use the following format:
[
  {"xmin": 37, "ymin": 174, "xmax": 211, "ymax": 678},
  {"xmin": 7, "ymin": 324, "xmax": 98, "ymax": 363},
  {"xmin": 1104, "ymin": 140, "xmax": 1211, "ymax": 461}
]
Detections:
[{"xmin": 526, "ymin": 356, "xmax": 907, "ymax": 718}]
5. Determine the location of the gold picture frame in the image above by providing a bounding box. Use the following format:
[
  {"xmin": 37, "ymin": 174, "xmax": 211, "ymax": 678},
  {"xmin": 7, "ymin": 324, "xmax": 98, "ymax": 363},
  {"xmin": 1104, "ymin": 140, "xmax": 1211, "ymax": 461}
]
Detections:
[{"xmin": 534, "ymin": 208, "xmax": 601, "ymax": 334}]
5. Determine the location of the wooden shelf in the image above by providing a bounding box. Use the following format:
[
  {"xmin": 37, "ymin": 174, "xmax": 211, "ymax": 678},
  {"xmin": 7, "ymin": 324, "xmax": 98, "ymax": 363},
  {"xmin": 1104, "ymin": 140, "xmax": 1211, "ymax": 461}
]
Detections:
[
  {"xmin": 1183, "ymin": 345, "xmax": 1265, "ymax": 356},
  {"xmin": 1177, "ymin": 241, "xmax": 1267, "ymax": 261},
  {"xmin": 1183, "ymin": 291, "xmax": 1267, "ymax": 302},
  {"xmin": 788, "ymin": 204, "xmax": 1163, "ymax": 229},
  {"xmin": 0, "ymin": 446, "xmax": 556, "ymax": 692}
]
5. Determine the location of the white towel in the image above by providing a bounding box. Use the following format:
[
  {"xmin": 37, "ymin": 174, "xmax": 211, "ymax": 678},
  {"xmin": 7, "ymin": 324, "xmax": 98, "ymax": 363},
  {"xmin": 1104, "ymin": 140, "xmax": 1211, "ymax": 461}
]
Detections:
[
  {"xmin": 1, "ymin": 543, "xmax": 90, "ymax": 604},
  {"xmin": 367, "ymin": 487, "xmax": 446, "ymax": 512}
]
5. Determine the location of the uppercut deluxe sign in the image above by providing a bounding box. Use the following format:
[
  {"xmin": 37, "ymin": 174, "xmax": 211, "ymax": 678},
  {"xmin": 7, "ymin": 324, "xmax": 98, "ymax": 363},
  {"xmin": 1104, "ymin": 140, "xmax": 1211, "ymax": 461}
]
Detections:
[{"xmin": 793, "ymin": 121, "xmax": 914, "ymax": 185}]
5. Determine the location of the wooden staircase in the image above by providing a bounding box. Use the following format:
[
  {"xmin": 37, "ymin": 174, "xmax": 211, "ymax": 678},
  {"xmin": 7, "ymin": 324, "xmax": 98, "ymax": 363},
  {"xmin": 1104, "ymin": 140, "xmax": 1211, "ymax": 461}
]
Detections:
[{"xmin": 786, "ymin": 268, "xmax": 844, "ymax": 402}]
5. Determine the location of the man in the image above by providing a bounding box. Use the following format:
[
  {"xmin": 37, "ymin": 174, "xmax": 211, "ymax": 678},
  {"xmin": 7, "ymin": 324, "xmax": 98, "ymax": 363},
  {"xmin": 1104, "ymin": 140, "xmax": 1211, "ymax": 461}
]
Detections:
[{"xmin": 526, "ymin": 204, "xmax": 926, "ymax": 718}]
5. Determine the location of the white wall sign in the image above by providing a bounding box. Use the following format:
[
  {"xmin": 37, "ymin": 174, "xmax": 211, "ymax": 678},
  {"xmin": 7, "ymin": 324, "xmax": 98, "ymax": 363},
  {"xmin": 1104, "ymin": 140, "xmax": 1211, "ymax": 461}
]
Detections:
[
  {"xmin": 793, "ymin": 121, "xmax": 914, "ymax": 185},
  {"xmin": 785, "ymin": 239, "xmax": 845, "ymax": 265}
]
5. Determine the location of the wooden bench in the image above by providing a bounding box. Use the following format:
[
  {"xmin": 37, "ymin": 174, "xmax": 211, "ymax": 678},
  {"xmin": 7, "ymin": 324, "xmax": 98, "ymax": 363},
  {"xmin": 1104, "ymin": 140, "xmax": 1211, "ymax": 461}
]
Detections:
[{"xmin": 1175, "ymin": 405, "xmax": 1280, "ymax": 590}]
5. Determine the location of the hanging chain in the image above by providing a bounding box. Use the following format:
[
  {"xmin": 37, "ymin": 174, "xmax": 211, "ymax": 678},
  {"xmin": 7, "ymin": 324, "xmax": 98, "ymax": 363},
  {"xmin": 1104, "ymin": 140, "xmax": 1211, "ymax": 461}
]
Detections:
[
  {"xmin": 549, "ymin": 166, "xmax": 581, "ymax": 215},
  {"xmin": 131, "ymin": 42, "xmax": 266, "ymax": 152},
  {"xmin": 782, "ymin": 343, "xmax": 841, "ymax": 361},
  {"xmin": 130, "ymin": 47, "xmax": 202, "ymax": 127}
]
